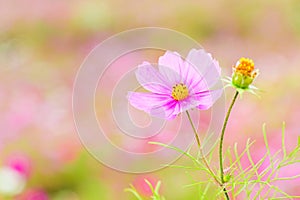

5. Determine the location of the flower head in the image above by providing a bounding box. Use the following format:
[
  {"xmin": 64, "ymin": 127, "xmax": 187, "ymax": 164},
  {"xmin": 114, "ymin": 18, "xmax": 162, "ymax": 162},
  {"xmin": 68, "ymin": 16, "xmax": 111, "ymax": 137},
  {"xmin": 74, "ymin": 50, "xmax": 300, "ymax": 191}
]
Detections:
[
  {"xmin": 128, "ymin": 49, "xmax": 222, "ymax": 120},
  {"xmin": 232, "ymin": 57, "xmax": 258, "ymax": 89},
  {"xmin": 224, "ymin": 57, "xmax": 259, "ymax": 95}
]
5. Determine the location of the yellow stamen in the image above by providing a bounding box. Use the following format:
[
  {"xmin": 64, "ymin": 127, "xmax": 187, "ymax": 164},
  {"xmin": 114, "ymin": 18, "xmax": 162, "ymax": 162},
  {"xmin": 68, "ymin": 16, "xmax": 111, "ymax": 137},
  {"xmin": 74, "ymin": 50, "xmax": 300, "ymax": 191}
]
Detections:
[
  {"xmin": 172, "ymin": 83, "xmax": 189, "ymax": 101},
  {"xmin": 233, "ymin": 57, "xmax": 257, "ymax": 78}
]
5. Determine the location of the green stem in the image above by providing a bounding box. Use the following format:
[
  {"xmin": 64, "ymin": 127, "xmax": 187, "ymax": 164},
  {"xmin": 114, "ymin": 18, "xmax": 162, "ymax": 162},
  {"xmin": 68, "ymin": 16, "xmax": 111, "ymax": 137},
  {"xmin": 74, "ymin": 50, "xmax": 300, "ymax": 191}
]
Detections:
[
  {"xmin": 219, "ymin": 91, "xmax": 239, "ymax": 200},
  {"xmin": 186, "ymin": 111, "xmax": 222, "ymax": 187}
]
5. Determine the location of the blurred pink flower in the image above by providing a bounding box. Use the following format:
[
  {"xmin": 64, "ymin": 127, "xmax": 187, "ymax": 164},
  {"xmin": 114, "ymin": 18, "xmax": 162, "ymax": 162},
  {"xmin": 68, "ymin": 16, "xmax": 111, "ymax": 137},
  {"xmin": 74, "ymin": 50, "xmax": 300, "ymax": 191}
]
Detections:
[
  {"xmin": 128, "ymin": 49, "xmax": 222, "ymax": 120},
  {"xmin": 16, "ymin": 189, "xmax": 48, "ymax": 200},
  {"xmin": 6, "ymin": 154, "xmax": 31, "ymax": 179}
]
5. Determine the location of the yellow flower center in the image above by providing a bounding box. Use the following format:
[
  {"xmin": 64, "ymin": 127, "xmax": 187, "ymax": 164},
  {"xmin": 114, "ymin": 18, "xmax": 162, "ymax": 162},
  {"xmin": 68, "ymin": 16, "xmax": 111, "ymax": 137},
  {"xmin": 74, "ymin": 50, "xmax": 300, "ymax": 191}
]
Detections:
[
  {"xmin": 172, "ymin": 83, "xmax": 189, "ymax": 101},
  {"xmin": 234, "ymin": 57, "xmax": 257, "ymax": 78}
]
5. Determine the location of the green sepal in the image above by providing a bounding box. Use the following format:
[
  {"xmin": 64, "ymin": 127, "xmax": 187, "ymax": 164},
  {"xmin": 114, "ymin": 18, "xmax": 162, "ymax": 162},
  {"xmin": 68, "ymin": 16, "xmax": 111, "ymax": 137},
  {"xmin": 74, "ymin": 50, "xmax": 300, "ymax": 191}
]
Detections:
[{"xmin": 232, "ymin": 72, "xmax": 254, "ymax": 89}]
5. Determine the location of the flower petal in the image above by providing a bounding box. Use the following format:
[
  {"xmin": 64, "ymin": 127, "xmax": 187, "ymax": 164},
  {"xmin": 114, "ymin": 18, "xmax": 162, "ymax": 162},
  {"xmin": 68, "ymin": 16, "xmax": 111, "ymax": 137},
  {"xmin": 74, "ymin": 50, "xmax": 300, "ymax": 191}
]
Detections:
[
  {"xmin": 185, "ymin": 49, "xmax": 221, "ymax": 90},
  {"xmin": 135, "ymin": 62, "xmax": 171, "ymax": 94},
  {"xmin": 192, "ymin": 89, "xmax": 223, "ymax": 110},
  {"xmin": 127, "ymin": 92, "xmax": 176, "ymax": 119},
  {"xmin": 173, "ymin": 99, "xmax": 194, "ymax": 115},
  {"xmin": 149, "ymin": 100, "xmax": 178, "ymax": 120},
  {"xmin": 158, "ymin": 51, "xmax": 183, "ymax": 84}
]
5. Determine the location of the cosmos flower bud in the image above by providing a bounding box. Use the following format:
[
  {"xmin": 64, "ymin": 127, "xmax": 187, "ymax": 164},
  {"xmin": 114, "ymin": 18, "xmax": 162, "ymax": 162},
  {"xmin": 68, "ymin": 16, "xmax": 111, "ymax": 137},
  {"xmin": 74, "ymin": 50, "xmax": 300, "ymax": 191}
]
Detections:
[{"xmin": 232, "ymin": 58, "xmax": 258, "ymax": 89}]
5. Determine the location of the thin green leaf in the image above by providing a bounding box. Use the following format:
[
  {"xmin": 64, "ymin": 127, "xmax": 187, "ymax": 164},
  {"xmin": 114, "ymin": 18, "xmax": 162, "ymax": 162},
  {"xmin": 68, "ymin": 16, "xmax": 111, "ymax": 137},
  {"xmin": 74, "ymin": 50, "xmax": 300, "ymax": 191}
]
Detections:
[
  {"xmin": 144, "ymin": 179, "xmax": 155, "ymax": 194},
  {"xmin": 263, "ymin": 124, "xmax": 274, "ymax": 170},
  {"xmin": 272, "ymin": 174, "xmax": 300, "ymax": 181},
  {"xmin": 282, "ymin": 122, "xmax": 287, "ymax": 158},
  {"xmin": 124, "ymin": 184, "xmax": 143, "ymax": 200},
  {"xmin": 183, "ymin": 180, "xmax": 214, "ymax": 188},
  {"xmin": 246, "ymin": 139, "xmax": 259, "ymax": 178},
  {"xmin": 154, "ymin": 181, "xmax": 161, "ymax": 194},
  {"xmin": 163, "ymin": 164, "xmax": 204, "ymax": 170},
  {"xmin": 148, "ymin": 142, "xmax": 209, "ymax": 174},
  {"xmin": 199, "ymin": 182, "xmax": 211, "ymax": 200}
]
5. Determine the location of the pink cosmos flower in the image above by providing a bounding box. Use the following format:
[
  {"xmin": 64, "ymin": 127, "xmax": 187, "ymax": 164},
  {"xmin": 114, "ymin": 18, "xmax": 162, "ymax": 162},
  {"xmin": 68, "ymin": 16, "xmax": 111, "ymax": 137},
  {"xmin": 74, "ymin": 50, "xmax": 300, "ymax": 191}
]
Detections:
[{"xmin": 128, "ymin": 49, "xmax": 222, "ymax": 119}]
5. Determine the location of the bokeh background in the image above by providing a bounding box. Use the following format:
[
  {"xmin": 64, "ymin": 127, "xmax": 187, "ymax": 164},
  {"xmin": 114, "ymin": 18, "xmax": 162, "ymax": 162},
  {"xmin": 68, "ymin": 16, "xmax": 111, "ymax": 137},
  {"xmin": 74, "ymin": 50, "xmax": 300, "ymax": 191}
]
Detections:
[{"xmin": 0, "ymin": 0, "xmax": 300, "ymax": 199}]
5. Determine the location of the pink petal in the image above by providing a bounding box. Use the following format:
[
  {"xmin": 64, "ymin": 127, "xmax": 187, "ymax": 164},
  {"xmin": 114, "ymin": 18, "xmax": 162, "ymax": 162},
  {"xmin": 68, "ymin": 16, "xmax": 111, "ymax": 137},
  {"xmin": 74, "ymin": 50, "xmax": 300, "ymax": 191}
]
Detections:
[
  {"xmin": 158, "ymin": 51, "xmax": 204, "ymax": 88},
  {"xmin": 158, "ymin": 50, "xmax": 212, "ymax": 93},
  {"xmin": 149, "ymin": 100, "xmax": 178, "ymax": 120},
  {"xmin": 158, "ymin": 51, "xmax": 184, "ymax": 84},
  {"xmin": 158, "ymin": 65, "xmax": 181, "ymax": 85},
  {"xmin": 173, "ymin": 97, "xmax": 201, "ymax": 115},
  {"xmin": 135, "ymin": 62, "xmax": 171, "ymax": 94},
  {"xmin": 192, "ymin": 89, "xmax": 223, "ymax": 110},
  {"xmin": 127, "ymin": 92, "xmax": 176, "ymax": 119},
  {"xmin": 185, "ymin": 49, "xmax": 221, "ymax": 89}
]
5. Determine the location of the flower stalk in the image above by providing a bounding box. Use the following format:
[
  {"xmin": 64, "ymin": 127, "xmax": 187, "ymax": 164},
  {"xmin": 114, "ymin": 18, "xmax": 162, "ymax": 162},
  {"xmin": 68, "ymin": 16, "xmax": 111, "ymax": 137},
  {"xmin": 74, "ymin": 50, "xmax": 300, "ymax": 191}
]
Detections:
[
  {"xmin": 186, "ymin": 111, "xmax": 222, "ymax": 187},
  {"xmin": 219, "ymin": 91, "xmax": 239, "ymax": 200}
]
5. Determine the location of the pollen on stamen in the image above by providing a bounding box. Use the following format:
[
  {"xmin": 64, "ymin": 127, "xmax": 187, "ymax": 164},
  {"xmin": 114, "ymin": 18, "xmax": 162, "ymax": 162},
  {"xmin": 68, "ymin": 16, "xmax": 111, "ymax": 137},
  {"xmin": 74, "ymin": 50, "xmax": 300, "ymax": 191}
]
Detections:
[
  {"xmin": 234, "ymin": 57, "xmax": 257, "ymax": 78},
  {"xmin": 172, "ymin": 83, "xmax": 189, "ymax": 101},
  {"xmin": 231, "ymin": 57, "xmax": 259, "ymax": 89}
]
